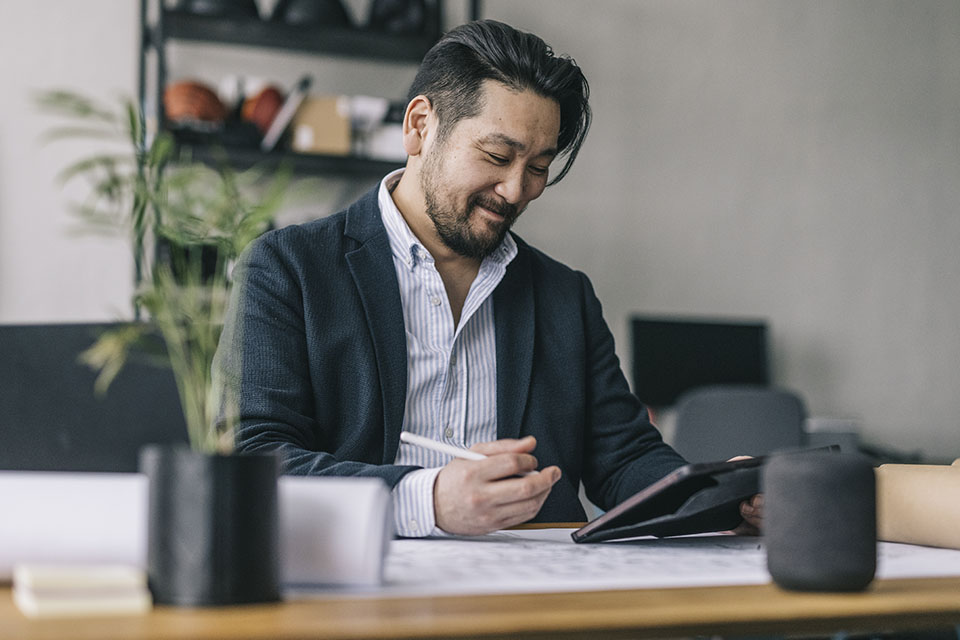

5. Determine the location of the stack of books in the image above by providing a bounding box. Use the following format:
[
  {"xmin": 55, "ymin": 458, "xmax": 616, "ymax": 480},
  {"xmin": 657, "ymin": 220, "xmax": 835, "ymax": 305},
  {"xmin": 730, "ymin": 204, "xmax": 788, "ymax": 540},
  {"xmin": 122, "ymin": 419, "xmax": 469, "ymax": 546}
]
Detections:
[{"xmin": 13, "ymin": 564, "xmax": 151, "ymax": 618}]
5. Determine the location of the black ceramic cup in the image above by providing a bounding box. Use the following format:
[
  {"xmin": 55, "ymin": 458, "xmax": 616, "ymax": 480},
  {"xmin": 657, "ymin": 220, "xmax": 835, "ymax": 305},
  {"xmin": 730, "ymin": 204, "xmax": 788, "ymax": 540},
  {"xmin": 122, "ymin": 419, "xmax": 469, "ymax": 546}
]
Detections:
[{"xmin": 140, "ymin": 445, "xmax": 280, "ymax": 606}]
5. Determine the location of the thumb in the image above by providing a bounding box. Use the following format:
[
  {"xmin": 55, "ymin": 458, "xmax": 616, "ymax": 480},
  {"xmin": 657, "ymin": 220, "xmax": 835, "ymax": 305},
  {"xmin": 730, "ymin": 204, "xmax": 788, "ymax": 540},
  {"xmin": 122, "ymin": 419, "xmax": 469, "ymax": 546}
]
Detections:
[{"xmin": 471, "ymin": 435, "xmax": 537, "ymax": 456}]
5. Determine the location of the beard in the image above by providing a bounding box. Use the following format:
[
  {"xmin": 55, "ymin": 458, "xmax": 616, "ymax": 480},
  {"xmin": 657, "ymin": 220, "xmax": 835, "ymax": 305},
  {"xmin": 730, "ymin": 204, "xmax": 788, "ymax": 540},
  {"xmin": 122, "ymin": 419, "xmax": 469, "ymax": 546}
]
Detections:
[{"xmin": 419, "ymin": 146, "xmax": 520, "ymax": 260}]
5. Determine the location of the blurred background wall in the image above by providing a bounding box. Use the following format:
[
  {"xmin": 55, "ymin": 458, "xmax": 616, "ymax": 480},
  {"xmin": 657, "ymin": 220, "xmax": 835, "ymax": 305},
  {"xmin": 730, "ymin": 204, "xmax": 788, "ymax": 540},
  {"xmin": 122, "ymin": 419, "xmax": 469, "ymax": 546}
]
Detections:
[{"xmin": 1, "ymin": 0, "xmax": 958, "ymax": 460}]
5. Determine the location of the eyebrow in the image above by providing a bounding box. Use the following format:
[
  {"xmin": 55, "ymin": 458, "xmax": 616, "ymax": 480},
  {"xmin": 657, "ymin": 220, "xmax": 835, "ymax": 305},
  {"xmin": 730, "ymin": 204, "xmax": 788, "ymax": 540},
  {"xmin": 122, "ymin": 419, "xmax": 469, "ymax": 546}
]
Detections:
[{"xmin": 479, "ymin": 133, "xmax": 557, "ymax": 159}]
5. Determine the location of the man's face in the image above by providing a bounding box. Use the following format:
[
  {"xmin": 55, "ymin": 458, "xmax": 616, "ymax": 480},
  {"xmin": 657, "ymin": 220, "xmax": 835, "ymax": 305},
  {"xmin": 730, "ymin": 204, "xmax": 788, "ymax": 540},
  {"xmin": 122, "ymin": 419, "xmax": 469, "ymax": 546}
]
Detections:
[{"xmin": 418, "ymin": 81, "xmax": 561, "ymax": 259}]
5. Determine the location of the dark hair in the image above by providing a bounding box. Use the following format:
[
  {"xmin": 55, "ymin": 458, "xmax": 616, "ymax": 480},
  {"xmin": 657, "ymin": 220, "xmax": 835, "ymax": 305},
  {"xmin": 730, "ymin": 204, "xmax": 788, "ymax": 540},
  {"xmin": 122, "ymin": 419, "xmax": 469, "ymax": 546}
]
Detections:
[{"xmin": 407, "ymin": 19, "xmax": 591, "ymax": 185}]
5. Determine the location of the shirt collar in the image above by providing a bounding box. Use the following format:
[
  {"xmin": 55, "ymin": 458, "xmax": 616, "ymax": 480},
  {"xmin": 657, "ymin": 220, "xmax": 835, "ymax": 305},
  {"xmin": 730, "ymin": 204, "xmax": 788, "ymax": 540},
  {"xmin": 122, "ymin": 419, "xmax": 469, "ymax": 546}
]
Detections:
[
  {"xmin": 377, "ymin": 169, "xmax": 518, "ymax": 271},
  {"xmin": 378, "ymin": 168, "xmax": 423, "ymax": 270}
]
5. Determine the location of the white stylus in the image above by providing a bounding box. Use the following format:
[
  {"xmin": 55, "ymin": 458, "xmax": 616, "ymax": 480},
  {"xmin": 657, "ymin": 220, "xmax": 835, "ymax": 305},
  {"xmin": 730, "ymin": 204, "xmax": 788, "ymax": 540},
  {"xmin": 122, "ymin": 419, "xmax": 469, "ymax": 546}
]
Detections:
[{"xmin": 399, "ymin": 431, "xmax": 537, "ymax": 475}]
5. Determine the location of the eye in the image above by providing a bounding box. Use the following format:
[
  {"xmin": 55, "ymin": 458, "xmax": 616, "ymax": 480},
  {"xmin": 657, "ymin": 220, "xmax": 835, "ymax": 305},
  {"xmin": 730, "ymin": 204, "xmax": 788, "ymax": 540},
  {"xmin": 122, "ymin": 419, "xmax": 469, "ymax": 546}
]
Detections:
[
  {"xmin": 485, "ymin": 152, "xmax": 508, "ymax": 165},
  {"xmin": 528, "ymin": 165, "xmax": 548, "ymax": 176}
]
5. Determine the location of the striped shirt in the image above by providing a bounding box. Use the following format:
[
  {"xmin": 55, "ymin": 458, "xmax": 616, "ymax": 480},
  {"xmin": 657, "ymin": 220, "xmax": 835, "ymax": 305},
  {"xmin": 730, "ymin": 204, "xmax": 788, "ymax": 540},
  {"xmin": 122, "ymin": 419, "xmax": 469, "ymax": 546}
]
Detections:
[{"xmin": 378, "ymin": 169, "xmax": 518, "ymax": 537}]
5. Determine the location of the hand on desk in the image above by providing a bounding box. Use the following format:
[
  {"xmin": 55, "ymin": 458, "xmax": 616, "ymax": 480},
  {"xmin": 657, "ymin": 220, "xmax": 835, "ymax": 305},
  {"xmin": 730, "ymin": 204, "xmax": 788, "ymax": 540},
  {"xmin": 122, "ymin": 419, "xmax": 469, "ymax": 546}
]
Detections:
[{"xmin": 434, "ymin": 435, "xmax": 562, "ymax": 536}]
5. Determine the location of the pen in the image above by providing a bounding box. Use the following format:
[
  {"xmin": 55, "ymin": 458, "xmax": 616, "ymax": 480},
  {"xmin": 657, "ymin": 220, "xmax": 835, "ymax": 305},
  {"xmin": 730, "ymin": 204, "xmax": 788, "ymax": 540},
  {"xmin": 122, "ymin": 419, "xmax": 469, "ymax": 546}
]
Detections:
[{"xmin": 399, "ymin": 431, "xmax": 537, "ymax": 475}]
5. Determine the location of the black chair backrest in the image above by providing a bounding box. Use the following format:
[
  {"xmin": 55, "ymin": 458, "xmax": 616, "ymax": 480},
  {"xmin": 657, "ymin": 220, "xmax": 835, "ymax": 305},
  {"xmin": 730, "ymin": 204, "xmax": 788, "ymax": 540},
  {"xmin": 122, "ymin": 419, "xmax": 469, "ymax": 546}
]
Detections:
[
  {"xmin": 672, "ymin": 385, "xmax": 806, "ymax": 463},
  {"xmin": 0, "ymin": 323, "xmax": 188, "ymax": 472}
]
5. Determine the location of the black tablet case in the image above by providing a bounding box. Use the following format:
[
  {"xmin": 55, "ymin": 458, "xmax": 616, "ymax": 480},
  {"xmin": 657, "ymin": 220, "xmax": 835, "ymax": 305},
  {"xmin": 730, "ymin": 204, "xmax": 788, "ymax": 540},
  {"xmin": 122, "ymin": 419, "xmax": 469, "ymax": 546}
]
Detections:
[{"xmin": 571, "ymin": 457, "xmax": 763, "ymax": 543}]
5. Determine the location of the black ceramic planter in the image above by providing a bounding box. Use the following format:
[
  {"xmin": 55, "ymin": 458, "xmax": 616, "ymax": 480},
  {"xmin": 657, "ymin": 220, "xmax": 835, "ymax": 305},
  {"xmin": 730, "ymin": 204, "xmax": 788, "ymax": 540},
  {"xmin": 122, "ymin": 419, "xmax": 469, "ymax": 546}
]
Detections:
[{"xmin": 139, "ymin": 445, "xmax": 281, "ymax": 606}]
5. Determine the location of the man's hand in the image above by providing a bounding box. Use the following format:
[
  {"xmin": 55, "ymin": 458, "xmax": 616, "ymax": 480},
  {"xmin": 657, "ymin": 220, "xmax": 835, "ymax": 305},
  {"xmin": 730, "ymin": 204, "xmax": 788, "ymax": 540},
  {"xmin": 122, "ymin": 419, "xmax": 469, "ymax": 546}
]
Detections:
[
  {"xmin": 732, "ymin": 493, "xmax": 763, "ymax": 535},
  {"xmin": 726, "ymin": 455, "xmax": 763, "ymax": 535},
  {"xmin": 434, "ymin": 435, "xmax": 561, "ymax": 535}
]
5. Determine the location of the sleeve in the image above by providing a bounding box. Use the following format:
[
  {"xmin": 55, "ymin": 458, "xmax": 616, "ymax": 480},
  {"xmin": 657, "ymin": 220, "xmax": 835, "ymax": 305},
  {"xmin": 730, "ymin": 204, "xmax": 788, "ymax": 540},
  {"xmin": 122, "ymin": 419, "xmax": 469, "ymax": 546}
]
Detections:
[
  {"xmin": 576, "ymin": 271, "xmax": 689, "ymax": 510},
  {"xmin": 392, "ymin": 467, "xmax": 444, "ymax": 537},
  {"xmin": 213, "ymin": 231, "xmax": 420, "ymax": 489}
]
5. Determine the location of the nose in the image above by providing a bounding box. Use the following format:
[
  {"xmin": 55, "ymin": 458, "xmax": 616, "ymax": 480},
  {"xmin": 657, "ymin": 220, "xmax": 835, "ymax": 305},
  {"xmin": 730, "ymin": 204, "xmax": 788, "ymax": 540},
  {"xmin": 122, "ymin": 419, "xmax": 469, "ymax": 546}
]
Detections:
[{"xmin": 494, "ymin": 166, "xmax": 527, "ymax": 204}]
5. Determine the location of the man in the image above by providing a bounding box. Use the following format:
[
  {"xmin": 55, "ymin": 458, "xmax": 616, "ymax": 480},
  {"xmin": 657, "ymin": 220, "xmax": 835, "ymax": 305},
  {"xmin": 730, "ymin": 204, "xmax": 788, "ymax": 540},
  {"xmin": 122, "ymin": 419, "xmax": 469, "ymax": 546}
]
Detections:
[{"xmin": 216, "ymin": 19, "xmax": 762, "ymax": 537}]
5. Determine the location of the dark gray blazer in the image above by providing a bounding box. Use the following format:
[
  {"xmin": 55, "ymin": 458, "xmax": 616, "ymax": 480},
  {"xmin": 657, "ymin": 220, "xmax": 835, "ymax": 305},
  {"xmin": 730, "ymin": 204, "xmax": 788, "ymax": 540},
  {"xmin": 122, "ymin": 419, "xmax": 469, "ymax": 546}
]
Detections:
[{"xmin": 217, "ymin": 187, "xmax": 686, "ymax": 522}]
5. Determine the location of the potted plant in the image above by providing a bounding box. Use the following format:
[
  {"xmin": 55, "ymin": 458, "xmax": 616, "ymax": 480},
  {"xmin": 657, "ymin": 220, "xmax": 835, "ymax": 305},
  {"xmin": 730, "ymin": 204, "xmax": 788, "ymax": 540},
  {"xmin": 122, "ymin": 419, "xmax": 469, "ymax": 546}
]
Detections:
[{"xmin": 38, "ymin": 90, "xmax": 291, "ymax": 606}]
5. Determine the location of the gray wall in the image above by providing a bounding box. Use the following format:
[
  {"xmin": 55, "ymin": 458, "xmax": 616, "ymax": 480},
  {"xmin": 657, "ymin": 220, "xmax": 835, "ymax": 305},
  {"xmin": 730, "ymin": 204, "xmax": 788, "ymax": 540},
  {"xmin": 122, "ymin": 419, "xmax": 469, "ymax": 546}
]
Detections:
[{"xmin": 1, "ymin": 1, "xmax": 958, "ymax": 459}]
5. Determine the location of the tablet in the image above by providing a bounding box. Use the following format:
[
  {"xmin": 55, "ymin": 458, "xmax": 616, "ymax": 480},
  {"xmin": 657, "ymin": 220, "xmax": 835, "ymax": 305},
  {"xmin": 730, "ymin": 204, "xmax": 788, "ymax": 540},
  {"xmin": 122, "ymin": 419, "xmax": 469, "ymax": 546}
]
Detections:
[{"xmin": 571, "ymin": 456, "xmax": 763, "ymax": 543}]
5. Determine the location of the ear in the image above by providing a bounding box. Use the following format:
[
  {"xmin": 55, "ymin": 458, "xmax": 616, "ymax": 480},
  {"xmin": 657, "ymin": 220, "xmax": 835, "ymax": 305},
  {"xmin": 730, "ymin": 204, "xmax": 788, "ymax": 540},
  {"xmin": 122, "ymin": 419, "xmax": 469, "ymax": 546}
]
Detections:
[{"xmin": 402, "ymin": 95, "xmax": 432, "ymax": 156}]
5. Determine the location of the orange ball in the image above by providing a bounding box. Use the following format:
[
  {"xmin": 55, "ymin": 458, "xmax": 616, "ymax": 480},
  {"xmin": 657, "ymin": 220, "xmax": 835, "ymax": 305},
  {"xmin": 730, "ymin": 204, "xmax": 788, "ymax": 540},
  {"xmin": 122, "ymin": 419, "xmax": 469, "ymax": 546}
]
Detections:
[
  {"xmin": 242, "ymin": 86, "xmax": 285, "ymax": 134},
  {"xmin": 163, "ymin": 81, "xmax": 228, "ymax": 124}
]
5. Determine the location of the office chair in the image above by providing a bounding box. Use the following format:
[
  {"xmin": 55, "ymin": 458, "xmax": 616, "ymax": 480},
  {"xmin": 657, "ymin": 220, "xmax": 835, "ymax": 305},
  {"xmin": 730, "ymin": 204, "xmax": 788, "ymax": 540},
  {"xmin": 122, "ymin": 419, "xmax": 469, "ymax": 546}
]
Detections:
[
  {"xmin": 0, "ymin": 323, "xmax": 188, "ymax": 472},
  {"xmin": 671, "ymin": 385, "xmax": 806, "ymax": 463}
]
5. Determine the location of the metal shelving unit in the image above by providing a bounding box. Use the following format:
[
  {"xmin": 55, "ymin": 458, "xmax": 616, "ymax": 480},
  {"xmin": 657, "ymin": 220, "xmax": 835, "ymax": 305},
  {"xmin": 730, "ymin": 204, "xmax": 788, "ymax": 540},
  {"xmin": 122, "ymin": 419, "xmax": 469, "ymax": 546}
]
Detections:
[
  {"xmin": 161, "ymin": 10, "xmax": 437, "ymax": 60},
  {"xmin": 186, "ymin": 144, "xmax": 404, "ymax": 176},
  {"xmin": 138, "ymin": 0, "xmax": 482, "ymax": 176}
]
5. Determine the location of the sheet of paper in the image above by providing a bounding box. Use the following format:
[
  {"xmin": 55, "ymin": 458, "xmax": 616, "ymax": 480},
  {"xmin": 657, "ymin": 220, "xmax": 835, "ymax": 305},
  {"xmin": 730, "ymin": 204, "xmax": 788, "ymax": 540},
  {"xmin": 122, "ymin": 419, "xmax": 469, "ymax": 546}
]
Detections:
[{"xmin": 289, "ymin": 528, "xmax": 960, "ymax": 598}]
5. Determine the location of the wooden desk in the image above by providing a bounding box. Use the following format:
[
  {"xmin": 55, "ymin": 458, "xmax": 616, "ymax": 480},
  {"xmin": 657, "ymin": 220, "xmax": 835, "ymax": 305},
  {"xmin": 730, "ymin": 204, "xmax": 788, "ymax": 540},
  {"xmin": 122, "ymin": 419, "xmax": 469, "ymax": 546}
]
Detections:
[{"xmin": 3, "ymin": 577, "xmax": 960, "ymax": 640}]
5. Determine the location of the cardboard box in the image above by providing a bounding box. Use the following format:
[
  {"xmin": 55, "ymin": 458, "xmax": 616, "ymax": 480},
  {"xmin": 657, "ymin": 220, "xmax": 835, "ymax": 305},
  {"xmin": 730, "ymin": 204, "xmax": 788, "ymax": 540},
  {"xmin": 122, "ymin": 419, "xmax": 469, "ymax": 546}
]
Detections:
[{"xmin": 291, "ymin": 96, "xmax": 351, "ymax": 155}]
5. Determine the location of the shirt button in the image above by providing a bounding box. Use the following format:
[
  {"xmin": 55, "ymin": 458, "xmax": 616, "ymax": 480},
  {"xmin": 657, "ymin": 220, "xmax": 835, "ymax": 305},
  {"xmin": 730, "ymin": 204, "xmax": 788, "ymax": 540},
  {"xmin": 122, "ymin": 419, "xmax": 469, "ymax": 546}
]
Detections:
[
  {"xmin": 430, "ymin": 296, "xmax": 442, "ymax": 306},
  {"xmin": 444, "ymin": 427, "xmax": 454, "ymax": 439},
  {"xmin": 408, "ymin": 519, "xmax": 419, "ymax": 532},
  {"xmin": 450, "ymin": 354, "xmax": 457, "ymax": 366}
]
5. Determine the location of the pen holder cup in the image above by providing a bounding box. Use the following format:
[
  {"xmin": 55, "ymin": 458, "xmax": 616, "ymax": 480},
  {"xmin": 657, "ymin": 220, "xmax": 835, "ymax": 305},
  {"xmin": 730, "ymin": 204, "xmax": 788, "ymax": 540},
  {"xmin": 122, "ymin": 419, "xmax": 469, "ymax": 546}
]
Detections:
[
  {"xmin": 140, "ymin": 445, "xmax": 281, "ymax": 606},
  {"xmin": 762, "ymin": 451, "xmax": 876, "ymax": 591}
]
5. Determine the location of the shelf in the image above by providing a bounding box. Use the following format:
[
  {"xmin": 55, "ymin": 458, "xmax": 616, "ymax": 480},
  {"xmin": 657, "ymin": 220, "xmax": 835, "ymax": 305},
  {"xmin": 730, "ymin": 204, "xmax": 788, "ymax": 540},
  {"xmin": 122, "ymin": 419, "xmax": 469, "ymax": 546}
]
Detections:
[
  {"xmin": 180, "ymin": 144, "xmax": 404, "ymax": 177},
  {"xmin": 142, "ymin": 2, "xmax": 432, "ymax": 178},
  {"xmin": 160, "ymin": 11, "xmax": 437, "ymax": 62}
]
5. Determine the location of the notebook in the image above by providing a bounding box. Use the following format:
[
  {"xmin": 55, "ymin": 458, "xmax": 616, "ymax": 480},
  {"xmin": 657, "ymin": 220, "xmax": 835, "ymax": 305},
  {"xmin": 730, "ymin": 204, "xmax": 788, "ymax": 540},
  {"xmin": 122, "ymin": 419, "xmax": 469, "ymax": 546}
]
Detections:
[{"xmin": 13, "ymin": 564, "xmax": 151, "ymax": 618}]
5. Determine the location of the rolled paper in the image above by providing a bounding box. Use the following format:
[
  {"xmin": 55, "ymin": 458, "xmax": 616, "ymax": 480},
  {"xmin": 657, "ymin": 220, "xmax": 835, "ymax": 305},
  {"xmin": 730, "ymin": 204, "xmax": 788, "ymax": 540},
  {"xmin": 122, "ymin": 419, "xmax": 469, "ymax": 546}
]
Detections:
[{"xmin": 876, "ymin": 462, "xmax": 960, "ymax": 550}]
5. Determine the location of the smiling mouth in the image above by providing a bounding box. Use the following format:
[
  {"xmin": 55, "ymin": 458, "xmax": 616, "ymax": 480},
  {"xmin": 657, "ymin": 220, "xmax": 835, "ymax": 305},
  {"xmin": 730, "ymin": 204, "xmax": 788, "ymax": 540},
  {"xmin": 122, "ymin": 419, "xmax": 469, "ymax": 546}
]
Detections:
[
  {"xmin": 476, "ymin": 204, "xmax": 505, "ymax": 222},
  {"xmin": 472, "ymin": 196, "xmax": 517, "ymax": 224}
]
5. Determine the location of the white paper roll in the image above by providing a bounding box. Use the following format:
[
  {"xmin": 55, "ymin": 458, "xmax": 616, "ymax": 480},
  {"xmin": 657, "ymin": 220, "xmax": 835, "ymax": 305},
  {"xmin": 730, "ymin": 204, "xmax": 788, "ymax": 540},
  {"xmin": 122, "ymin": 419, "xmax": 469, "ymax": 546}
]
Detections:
[
  {"xmin": 0, "ymin": 471, "xmax": 392, "ymax": 587},
  {"xmin": 279, "ymin": 476, "xmax": 392, "ymax": 587},
  {"xmin": 876, "ymin": 463, "xmax": 960, "ymax": 550},
  {"xmin": 0, "ymin": 472, "xmax": 147, "ymax": 581}
]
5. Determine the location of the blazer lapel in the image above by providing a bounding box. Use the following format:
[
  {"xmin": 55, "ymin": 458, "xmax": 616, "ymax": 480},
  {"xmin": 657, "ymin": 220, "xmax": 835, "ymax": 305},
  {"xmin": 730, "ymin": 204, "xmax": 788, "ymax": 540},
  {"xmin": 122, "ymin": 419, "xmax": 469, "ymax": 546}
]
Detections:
[
  {"xmin": 494, "ymin": 245, "xmax": 535, "ymax": 441},
  {"xmin": 344, "ymin": 191, "xmax": 407, "ymax": 463}
]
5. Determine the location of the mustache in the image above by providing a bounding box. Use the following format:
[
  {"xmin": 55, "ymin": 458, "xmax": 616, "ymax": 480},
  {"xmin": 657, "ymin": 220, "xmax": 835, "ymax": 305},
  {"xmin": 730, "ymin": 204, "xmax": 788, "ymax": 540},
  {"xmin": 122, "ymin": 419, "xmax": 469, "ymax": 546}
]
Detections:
[{"xmin": 472, "ymin": 195, "xmax": 518, "ymax": 220}]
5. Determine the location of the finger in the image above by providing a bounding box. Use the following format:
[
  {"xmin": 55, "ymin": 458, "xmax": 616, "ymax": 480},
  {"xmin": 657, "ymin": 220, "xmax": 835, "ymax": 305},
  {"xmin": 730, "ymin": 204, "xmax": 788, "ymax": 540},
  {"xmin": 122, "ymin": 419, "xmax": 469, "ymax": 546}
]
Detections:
[
  {"xmin": 738, "ymin": 497, "xmax": 763, "ymax": 531},
  {"xmin": 490, "ymin": 495, "xmax": 553, "ymax": 530},
  {"xmin": 741, "ymin": 493, "xmax": 764, "ymax": 517},
  {"xmin": 470, "ymin": 451, "xmax": 541, "ymax": 481},
  {"xmin": 486, "ymin": 472, "xmax": 561, "ymax": 528},
  {"xmin": 479, "ymin": 465, "xmax": 561, "ymax": 508},
  {"xmin": 726, "ymin": 455, "xmax": 753, "ymax": 462},
  {"xmin": 721, "ymin": 494, "xmax": 765, "ymax": 536},
  {"xmin": 461, "ymin": 492, "xmax": 551, "ymax": 534},
  {"xmin": 471, "ymin": 436, "xmax": 537, "ymax": 456}
]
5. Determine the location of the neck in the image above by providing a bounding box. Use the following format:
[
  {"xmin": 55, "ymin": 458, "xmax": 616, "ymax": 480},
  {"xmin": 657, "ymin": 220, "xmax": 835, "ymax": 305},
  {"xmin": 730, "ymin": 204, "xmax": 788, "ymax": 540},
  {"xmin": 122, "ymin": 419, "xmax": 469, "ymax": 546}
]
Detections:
[{"xmin": 391, "ymin": 169, "xmax": 481, "ymax": 327}]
